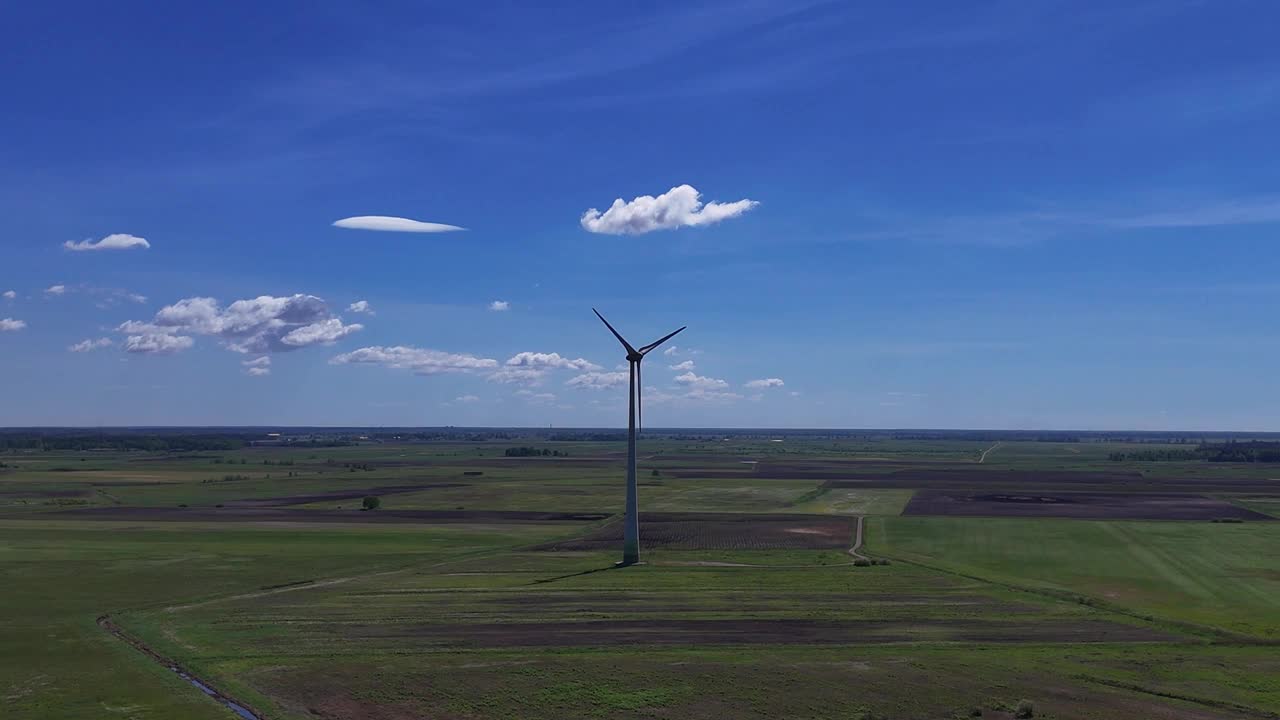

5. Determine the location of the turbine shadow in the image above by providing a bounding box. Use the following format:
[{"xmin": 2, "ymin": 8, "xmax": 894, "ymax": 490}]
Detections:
[{"xmin": 528, "ymin": 563, "xmax": 621, "ymax": 585}]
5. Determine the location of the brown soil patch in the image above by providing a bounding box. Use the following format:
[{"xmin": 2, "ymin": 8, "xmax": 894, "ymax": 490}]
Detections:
[
  {"xmin": 228, "ymin": 482, "xmax": 468, "ymax": 507},
  {"xmin": 903, "ymin": 490, "xmax": 1274, "ymax": 521},
  {"xmin": 535, "ymin": 512, "xmax": 853, "ymax": 551},
  {"xmin": 343, "ymin": 617, "xmax": 1175, "ymax": 647},
  {"xmin": 36, "ymin": 507, "xmax": 610, "ymax": 524}
]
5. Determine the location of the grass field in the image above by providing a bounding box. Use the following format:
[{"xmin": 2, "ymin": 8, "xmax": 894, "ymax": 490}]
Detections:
[{"xmin": 3, "ymin": 433, "xmax": 1280, "ymax": 719}]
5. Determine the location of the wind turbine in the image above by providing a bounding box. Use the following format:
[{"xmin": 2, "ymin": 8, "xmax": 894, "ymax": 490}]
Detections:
[{"xmin": 593, "ymin": 308, "xmax": 685, "ymax": 566}]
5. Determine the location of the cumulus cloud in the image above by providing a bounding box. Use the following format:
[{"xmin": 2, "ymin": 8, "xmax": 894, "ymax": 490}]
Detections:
[
  {"xmin": 0, "ymin": 318, "xmax": 27, "ymax": 332},
  {"xmin": 333, "ymin": 216, "xmax": 465, "ymax": 233},
  {"xmin": 745, "ymin": 378, "xmax": 785, "ymax": 389},
  {"xmin": 45, "ymin": 284, "xmax": 66, "ymax": 296},
  {"xmin": 2, "ymin": 290, "xmax": 14, "ymax": 300},
  {"xmin": 487, "ymin": 352, "xmax": 601, "ymax": 385},
  {"xmin": 63, "ymin": 233, "xmax": 150, "ymax": 252},
  {"xmin": 347, "ymin": 300, "xmax": 374, "ymax": 315},
  {"xmin": 566, "ymin": 371, "xmax": 629, "ymax": 390},
  {"xmin": 489, "ymin": 300, "xmax": 510, "ymax": 312},
  {"xmin": 118, "ymin": 294, "xmax": 362, "ymax": 354},
  {"xmin": 580, "ymin": 184, "xmax": 758, "ymax": 235},
  {"xmin": 674, "ymin": 371, "xmax": 729, "ymax": 391},
  {"xmin": 669, "ymin": 360, "xmax": 695, "ymax": 371},
  {"xmin": 330, "ymin": 345, "xmax": 498, "ymax": 376},
  {"xmin": 124, "ymin": 333, "xmax": 194, "ymax": 354},
  {"xmin": 69, "ymin": 337, "xmax": 113, "ymax": 352},
  {"xmin": 505, "ymin": 352, "xmax": 599, "ymax": 371}
]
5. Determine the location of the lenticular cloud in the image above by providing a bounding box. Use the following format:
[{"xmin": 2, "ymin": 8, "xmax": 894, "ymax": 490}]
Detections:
[
  {"xmin": 580, "ymin": 184, "xmax": 758, "ymax": 235},
  {"xmin": 333, "ymin": 216, "xmax": 465, "ymax": 233}
]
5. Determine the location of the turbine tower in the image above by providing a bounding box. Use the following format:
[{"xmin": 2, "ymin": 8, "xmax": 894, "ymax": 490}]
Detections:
[{"xmin": 593, "ymin": 309, "xmax": 685, "ymax": 566}]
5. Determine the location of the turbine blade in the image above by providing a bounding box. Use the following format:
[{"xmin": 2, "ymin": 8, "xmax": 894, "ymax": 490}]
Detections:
[
  {"xmin": 593, "ymin": 308, "xmax": 638, "ymax": 355},
  {"xmin": 639, "ymin": 326, "xmax": 686, "ymax": 356}
]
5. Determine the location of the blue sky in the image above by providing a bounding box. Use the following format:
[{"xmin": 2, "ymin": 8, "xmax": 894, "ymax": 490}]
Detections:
[{"xmin": 2, "ymin": 1, "xmax": 1278, "ymax": 429}]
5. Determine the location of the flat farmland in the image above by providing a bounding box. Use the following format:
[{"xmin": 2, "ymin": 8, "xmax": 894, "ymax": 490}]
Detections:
[{"xmin": 5, "ymin": 434, "xmax": 1280, "ymax": 719}]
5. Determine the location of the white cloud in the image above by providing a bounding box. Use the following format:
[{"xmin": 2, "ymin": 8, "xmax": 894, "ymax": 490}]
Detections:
[
  {"xmin": 487, "ymin": 352, "xmax": 601, "ymax": 386},
  {"xmin": 330, "ymin": 345, "xmax": 498, "ymax": 376},
  {"xmin": 124, "ymin": 333, "xmax": 194, "ymax": 354},
  {"xmin": 45, "ymin": 284, "xmax": 66, "ymax": 296},
  {"xmin": 505, "ymin": 352, "xmax": 599, "ymax": 371},
  {"xmin": 745, "ymin": 377, "xmax": 785, "ymax": 389},
  {"xmin": 63, "ymin": 233, "xmax": 150, "ymax": 252},
  {"xmin": 566, "ymin": 371, "xmax": 629, "ymax": 390},
  {"xmin": 347, "ymin": 300, "xmax": 374, "ymax": 315},
  {"xmin": 280, "ymin": 318, "xmax": 362, "ymax": 347},
  {"xmin": 333, "ymin": 216, "xmax": 465, "ymax": 233},
  {"xmin": 454, "ymin": 394, "xmax": 481, "ymax": 403},
  {"xmin": 580, "ymin": 184, "xmax": 758, "ymax": 235},
  {"xmin": 0, "ymin": 318, "xmax": 27, "ymax": 332},
  {"xmin": 789, "ymin": 391, "xmax": 801, "ymax": 397},
  {"xmin": 669, "ymin": 360, "xmax": 695, "ymax": 371},
  {"xmin": 69, "ymin": 337, "xmax": 113, "ymax": 352},
  {"xmin": 119, "ymin": 294, "xmax": 362, "ymax": 354},
  {"xmin": 663, "ymin": 346, "xmax": 680, "ymax": 356},
  {"xmin": 2, "ymin": 290, "xmax": 14, "ymax": 300},
  {"xmin": 243, "ymin": 357, "xmax": 272, "ymax": 375},
  {"xmin": 674, "ymin": 371, "xmax": 729, "ymax": 391},
  {"xmin": 524, "ymin": 392, "xmax": 557, "ymax": 404},
  {"xmin": 489, "ymin": 300, "xmax": 510, "ymax": 311}
]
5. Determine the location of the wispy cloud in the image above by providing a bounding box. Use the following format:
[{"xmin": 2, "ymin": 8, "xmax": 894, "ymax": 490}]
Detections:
[
  {"xmin": 45, "ymin": 284, "xmax": 66, "ymax": 296},
  {"xmin": 69, "ymin": 337, "xmax": 113, "ymax": 352},
  {"xmin": 745, "ymin": 377, "xmax": 785, "ymax": 389},
  {"xmin": 581, "ymin": 185, "xmax": 758, "ymax": 235},
  {"xmin": 0, "ymin": 318, "xmax": 27, "ymax": 332},
  {"xmin": 331, "ymin": 345, "xmax": 498, "ymax": 375},
  {"xmin": 1106, "ymin": 196, "xmax": 1280, "ymax": 229},
  {"xmin": 669, "ymin": 360, "xmax": 695, "ymax": 371},
  {"xmin": 63, "ymin": 233, "xmax": 150, "ymax": 252},
  {"xmin": 242, "ymin": 356, "xmax": 271, "ymax": 376},
  {"xmin": 2, "ymin": 290, "xmax": 15, "ymax": 300},
  {"xmin": 347, "ymin": 300, "xmax": 374, "ymax": 315},
  {"xmin": 333, "ymin": 216, "xmax": 464, "ymax": 233},
  {"xmin": 566, "ymin": 371, "xmax": 629, "ymax": 390},
  {"xmin": 489, "ymin": 300, "xmax": 510, "ymax": 311},
  {"xmin": 124, "ymin": 333, "xmax": 194, "ymax": 354}
]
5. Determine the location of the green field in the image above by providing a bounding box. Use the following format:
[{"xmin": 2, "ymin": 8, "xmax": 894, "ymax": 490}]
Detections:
[{"xmin": 3, "ymin": 433, "xmax": 1280, "ymax": 719}]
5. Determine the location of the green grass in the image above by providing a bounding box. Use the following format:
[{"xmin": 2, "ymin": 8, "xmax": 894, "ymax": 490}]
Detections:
[{"xmin": 871, "ymin": 515, "xmax": 1280, "ymax": 638}]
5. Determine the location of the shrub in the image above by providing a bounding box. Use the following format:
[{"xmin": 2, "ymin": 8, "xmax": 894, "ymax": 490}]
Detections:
[
  {"xmin": 362, "ymin": 496, "xmax": 380, "ymax": 511},
  {"xmin": 1014, "ymin": 700, "xmax": 1034, "ymax": 718},
  {"xmin": 853, "ymin": 558, "xmax": 872, "ymax": 567}
]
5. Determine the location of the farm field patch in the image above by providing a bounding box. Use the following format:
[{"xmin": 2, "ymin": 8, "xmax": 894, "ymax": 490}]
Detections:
[{"xmin": 903, "ymin": 489, "xmax": 1273, "ymax": 521}]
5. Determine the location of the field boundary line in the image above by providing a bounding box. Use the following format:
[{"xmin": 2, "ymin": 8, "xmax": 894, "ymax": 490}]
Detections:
[
  {"xmin": 1075, "ymin": 674, "xmax": 1280, "ymax": 718},
  {"xmin": 98, "ymin": 614, "xmax": 264, "ymax": 720}
]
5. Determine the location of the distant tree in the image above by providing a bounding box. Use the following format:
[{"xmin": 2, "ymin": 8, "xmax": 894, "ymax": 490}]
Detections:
[
  {"xmin": 651, "ymin": 469, "xmax": 661, "ymax": 477},
  {"xmin": 362, "ymin": 496, "xmax": 380, "ymax": 511},
  {"xmin": 1014, "ymin": 700, "xmax": 1034, "ymax": 718}
]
